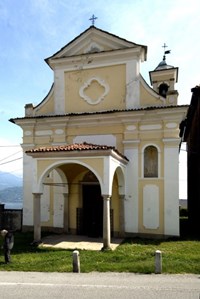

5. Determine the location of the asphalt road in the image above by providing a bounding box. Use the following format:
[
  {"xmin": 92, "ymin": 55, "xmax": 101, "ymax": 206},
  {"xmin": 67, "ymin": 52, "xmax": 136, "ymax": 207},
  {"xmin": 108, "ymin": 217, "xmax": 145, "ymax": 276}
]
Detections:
[{"xmin": 0, "ymin": 271, "xmax": 199, "ymax": 299}]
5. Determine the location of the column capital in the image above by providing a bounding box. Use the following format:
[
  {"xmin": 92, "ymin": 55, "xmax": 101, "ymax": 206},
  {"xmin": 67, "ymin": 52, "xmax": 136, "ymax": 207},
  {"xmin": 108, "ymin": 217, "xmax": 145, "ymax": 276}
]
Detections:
[
  {"xmin": 102, "ymin": 195, "xmax": 111, "ymax": 200},
  {"xmin": 33, "ymin": 192, "xmax": 43, "ymax": 196},
  {"xmin": 162, "ymin": 138, "xmax": 180, "ymax": 146}
]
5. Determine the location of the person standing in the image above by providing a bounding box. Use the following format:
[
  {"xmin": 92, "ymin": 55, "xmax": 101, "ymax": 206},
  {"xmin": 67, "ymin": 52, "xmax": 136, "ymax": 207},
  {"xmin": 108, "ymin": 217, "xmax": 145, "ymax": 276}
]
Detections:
[{"xmin": 1, "ymin": 229, "xmax": 14, "ymax": 264}]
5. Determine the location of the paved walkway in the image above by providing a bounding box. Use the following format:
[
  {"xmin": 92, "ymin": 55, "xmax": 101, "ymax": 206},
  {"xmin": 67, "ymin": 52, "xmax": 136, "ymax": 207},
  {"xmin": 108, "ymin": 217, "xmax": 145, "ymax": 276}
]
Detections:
[{"xmin": 40, "ymin": 234, "xmax": 123, "ymax": 251}]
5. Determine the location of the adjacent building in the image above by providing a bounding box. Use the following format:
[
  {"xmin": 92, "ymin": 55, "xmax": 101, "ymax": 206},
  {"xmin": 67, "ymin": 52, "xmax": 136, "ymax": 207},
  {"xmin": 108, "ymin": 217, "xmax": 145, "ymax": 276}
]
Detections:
[{"xmin": 180, "ymin": 86, "xmax": 200, "ymax": 236}]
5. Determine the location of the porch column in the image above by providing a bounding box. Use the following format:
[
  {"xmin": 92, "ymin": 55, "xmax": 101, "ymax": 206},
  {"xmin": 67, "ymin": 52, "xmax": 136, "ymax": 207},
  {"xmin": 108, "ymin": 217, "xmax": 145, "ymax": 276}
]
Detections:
[
  {"xmin": 102, "ymin": 195, "xmax": 111, "ymax": 250},
  {"xmin": 119, "ymin": 195, "xmax": 125, "ymax": 237},
  {"xmin": 33, "ymin": 193, "xmax": 42, "ymax": 242},
  {"xmin": 63, "ymin": 193, "xmax": 69, "ymax": 233}
]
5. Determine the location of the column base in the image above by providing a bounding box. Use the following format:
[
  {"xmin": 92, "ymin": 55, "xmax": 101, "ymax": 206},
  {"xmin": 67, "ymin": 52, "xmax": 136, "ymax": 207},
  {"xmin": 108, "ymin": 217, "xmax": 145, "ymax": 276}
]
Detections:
[{"xmin": 101, "ymin": 246, "xmax": 112, "ymax": 251}]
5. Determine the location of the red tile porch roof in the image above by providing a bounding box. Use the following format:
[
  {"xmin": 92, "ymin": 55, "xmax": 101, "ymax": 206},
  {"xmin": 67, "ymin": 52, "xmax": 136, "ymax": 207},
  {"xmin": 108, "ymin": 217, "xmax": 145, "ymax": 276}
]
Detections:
[{"xmin": 25, "ymin": 142, "xmax": 129, "ymax": 161}]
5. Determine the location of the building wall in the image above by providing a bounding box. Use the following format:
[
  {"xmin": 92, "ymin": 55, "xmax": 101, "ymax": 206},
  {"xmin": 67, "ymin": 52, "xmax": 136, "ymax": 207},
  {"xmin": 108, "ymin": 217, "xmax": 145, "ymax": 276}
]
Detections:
[
  {"xmin": 18, "ymin": 28, "xmax": 187, "ymax": 237},
  {"xmin": 21, "ymin": 107, "xmax": 185, "ymax": 236},
  {"xmin": 65, "ymin": 64, "xmax": 126, "ymax": 113}
]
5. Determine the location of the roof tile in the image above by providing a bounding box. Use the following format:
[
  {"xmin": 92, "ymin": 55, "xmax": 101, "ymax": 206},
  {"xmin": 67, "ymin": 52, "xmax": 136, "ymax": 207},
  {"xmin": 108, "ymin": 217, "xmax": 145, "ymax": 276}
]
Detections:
[{"xmin": 26, "ymin": 142, "xmax": 129, "ymax": 161}]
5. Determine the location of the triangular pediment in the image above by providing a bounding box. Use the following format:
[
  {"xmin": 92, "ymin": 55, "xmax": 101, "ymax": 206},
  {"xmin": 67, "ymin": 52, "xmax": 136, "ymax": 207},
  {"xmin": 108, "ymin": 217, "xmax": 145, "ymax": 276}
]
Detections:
[{"xmin": 45, "ymin": 26, "xmax": 147, "ymax": 64}]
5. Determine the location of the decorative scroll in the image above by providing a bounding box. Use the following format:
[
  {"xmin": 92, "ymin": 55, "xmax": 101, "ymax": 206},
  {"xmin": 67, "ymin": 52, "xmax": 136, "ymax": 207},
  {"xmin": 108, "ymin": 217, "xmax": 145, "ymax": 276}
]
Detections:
[{"xmin": 79, "ymin": 77, "xmax": 110, "ymax": 105}]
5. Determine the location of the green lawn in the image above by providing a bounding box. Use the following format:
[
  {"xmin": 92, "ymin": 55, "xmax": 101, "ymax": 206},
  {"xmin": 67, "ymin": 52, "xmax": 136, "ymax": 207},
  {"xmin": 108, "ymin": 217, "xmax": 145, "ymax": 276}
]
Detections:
[{"xmin": 0, "ymin": 231, "xmax": 199, "ymax": 274}]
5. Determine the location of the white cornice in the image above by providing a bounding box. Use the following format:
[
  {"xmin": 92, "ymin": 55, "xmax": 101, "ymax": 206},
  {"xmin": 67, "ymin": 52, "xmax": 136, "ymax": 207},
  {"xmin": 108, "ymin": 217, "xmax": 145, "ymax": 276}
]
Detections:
[
  {"xmin": 49, "ymin": 47, "xmax": 145, "ymax": 70},
  {"xmin": 123, "ymin": 140, "xmax": 140, "ymax": 144},
  {"xmin": 11, "ymin": 106, "xmax": 187, "ymax": 131},
  {"xmin": 26, "ymin": 149, "xmax": 128, "ymax": 164}
]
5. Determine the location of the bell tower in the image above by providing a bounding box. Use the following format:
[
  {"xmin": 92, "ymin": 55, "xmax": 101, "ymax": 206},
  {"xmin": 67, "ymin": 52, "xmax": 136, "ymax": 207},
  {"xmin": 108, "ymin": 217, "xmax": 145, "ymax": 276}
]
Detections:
[{"xmin": 149, "ymin": 44, "xmax": 179, "ymax": 105}]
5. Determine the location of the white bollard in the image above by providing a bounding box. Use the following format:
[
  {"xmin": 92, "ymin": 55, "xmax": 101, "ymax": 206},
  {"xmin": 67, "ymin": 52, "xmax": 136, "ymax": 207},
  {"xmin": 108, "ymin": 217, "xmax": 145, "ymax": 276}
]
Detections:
[
  {"xmin": 72, "ymin": 250, "xmax": 80, "ymax": 273},
  {"xmin": 155, "ymin": 250, "xmax": 162, "ymax": 274}
]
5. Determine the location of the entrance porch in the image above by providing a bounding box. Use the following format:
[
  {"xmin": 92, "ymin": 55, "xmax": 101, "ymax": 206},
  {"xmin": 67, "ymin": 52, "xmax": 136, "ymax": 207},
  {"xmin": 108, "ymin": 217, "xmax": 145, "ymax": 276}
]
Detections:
[{"xmin": 26, "ymin": 142, "xmax": 128, "ymax": 250}]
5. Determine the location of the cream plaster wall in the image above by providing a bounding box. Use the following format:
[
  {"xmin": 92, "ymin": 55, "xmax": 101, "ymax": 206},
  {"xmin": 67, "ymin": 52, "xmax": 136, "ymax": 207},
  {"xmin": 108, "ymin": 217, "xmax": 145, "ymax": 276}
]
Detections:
[
  {"xmin": 52, "ymin": 170, "xmax": 65, "ymax": 228},
  {"xmin": 138, "ymin": 180, "xmax": 164, "ymax": 235},
  {"xmin": 22, "ymin": 106, "xmax": 185, "ymax": 237},
  {"xmin": 164, "ymin": 144, "xmax": 180, "ymax": 236},
  {"xmin": 35, "ymin": 92, "xmax": 55, "ymax": 115},
  {"xmin": 68, "ymin": 173, "xmax": 81, "ymax": 231},
  {"xmin": 111, "ymin": 175, "xmax": 120, "ymax": 233},
  {"xmin": 138, "ymin": 139, "xmax": 164, "ymax": 235},
  {"xmin": 73, "ymin": 134, "xmax": 116, "ymax": 147},
  {"xmin": 126, "ymin": 60, "xmax": 140, "ymax": 108},
  {"xmin": 65, "ymin": 65, "xmax": 126, "ymax": 113},
  {"xmin": 124, "ymin": 145, "xmax": 139, "ymax": 233},
  {"xmin": 54, "ymin": 69, "xmax": 65, "ymax": 114},
  {"xmin": 41, "ymin": 184, "xmax": 50, "ymax": 223},
  {"xmin": 35, "ymin": 169, "xmax": 65, "ymax": 228},
  {"xmin": 35, "ymin": 157, "xmax": 104, "ymax": 187},
  {"xmin": 140, "ymin": 83, "xmax": 161, "ymax": 107},
  {"xmin": 67, "ymin": 125, "xmax": 123, "ymax": 147},
  {"xmin": 143, "ymin": 184, "xmax": 159, "ymax": 229}
]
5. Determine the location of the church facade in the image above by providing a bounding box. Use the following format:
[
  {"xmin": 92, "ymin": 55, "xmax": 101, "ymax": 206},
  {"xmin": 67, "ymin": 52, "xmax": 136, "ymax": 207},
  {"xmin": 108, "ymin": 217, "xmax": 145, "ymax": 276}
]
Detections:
[{"xmin": 10, "ymin": 26, "xmax": 187, "ymax": 249}]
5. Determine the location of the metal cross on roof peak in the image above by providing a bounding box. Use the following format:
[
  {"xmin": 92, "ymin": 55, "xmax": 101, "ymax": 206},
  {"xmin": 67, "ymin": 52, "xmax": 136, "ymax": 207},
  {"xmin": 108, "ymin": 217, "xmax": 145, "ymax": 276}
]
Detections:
[{"xmin": 89, "ymin": 14, "xmax": 98, "ymax": 26}]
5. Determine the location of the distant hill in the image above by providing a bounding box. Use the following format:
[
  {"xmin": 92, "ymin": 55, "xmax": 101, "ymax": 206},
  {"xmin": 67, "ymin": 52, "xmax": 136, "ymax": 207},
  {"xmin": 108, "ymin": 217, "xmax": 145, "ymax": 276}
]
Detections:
[
  {"xmin": 0, "ymin": 171, "xmax": 22, "ymax": 190},
  {"xmin": 0, "ymin": 172, "xmax": 23, "ymax": 208},
  {"xmin": 0, "ymin": 186, "xmax": 23, "ymax": 204}
]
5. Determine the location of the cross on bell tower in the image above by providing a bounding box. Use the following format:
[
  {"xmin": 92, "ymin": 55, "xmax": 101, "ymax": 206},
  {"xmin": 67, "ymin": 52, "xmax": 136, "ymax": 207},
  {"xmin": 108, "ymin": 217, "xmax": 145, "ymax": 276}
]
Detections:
[
  {"xmin": 89, "ymin": 14, "xmax": 98, "ymax": 26},
  {"xmin": 162, "ymin": 43, "xmax": 168, "ymax": 54},
  {"xmin": 162, "ymin": 43, "xmax": 171, "ymax": 60}
]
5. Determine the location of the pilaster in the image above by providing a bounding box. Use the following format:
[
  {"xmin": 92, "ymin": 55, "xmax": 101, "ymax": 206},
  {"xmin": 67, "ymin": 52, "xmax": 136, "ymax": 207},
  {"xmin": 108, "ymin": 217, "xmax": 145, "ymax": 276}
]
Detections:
[
  {"xmin": 63, "ymin": 193, "xmax": 69, "ymax": 233},
  {"xmin": 119, "ymin": 194, "xmax": 125, "ymax": 237}
]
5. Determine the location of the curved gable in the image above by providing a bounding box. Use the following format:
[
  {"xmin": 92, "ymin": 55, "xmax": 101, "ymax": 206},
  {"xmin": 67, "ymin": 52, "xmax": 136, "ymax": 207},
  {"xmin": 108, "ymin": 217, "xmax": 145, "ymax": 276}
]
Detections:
[
  {"xmin": 25, "ymin": 84, "xmax": 55, "ymax": 117},
  {"xmin": 140, "ymin": 75, "xmax": 166, "ymax": 107}
]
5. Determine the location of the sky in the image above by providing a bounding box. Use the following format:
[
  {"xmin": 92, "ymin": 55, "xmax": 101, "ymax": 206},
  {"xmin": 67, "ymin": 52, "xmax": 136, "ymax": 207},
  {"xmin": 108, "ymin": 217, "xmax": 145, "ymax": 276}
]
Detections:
[{"xmin": 0, "ymin": 0, "xmax": 199, "ymax": 198}]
